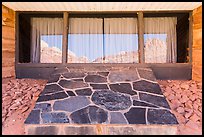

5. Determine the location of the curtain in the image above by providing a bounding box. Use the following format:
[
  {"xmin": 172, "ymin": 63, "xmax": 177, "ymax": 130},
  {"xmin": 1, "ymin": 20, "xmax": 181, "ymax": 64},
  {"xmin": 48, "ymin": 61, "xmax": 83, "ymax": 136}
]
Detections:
[
  {"xmin": 68, "ymin": 17, "xmax": 138, "ymax": 63},
  {"xmin": 144, "ymin": 17, "xmax": 177, "ymax": 63},
  {"xmin": 68, "ymin": 18, "xmax": 103, "ymax": 63},
  {"xmin": 104, "ymin": 18, "xmax": 138, "ymax": 63},
  {"xmin": 31, "ymin": 18, "xmax": 63, "ymax": 63}
]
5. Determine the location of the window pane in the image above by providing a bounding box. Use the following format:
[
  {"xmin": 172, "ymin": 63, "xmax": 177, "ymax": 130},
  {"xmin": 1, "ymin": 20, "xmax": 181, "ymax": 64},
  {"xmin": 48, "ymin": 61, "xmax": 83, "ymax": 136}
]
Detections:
[
  {"xmin": 68, "ymin": 17, "xmax": 138, "ymax": 63},
  {"xmin": 31, "ymin": 18, "xmax": 63, "ymax": 63},
  {"xmin": 40, "ymin": 34, "xmax": 63, "ymax": 63},
  {"xmin": 144, "ymin": 17, "xmax": 177, "ymax": 63},
  {"xmin": 68, "ymin": 18, "xmax": 103, "ymax": 63},
  {"xmin": 103, "ymin": 34, "xmax": 138, "ymax": 63},
  {"xmin": 103, "ymin": 18, "xmax": 139, "ymax": 63},
  {"xmin": 144, "ymin": 34, "xmax": 167, "ymax": 63}
]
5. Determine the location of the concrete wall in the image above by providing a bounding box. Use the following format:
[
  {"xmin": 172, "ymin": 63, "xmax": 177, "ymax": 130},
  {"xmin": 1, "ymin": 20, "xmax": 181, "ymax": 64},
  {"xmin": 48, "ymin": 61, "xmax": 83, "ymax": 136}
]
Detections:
[
  {"xmin": 2, "ymin": 5, "xmax": 15, "ymax": 78},
  {"xmin": 192, "ymin": 6, "xmax": 202, "ymax": 81}
]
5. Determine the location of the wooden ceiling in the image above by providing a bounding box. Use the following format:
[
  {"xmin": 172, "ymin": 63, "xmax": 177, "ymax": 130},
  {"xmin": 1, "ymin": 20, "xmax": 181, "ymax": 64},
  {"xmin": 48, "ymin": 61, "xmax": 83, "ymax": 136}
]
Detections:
[{"xmin": 2, "ymin": 2, "xmax": 202, "ymax": 12}]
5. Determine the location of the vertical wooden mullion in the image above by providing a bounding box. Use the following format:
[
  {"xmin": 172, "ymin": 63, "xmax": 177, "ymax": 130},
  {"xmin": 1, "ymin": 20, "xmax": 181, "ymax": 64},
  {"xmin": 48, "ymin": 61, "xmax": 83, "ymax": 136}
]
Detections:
[
  {"xmin": 138, "ymin": 11, "xmax": 145, "ymax": 63},
  {"xmin": 15, "ymin": 12, "xmax": 19, "ymax": 65},
  {"xmin": 62, "ymin": 12, "xmax": 68, "ymax": 64},
  {"xmin": 102, "ymin": 17, "xmax": 105, "ymax": 63},
  {"xmin": 188, "ymin": 12, "xmax": 193, "ymax": 64}
]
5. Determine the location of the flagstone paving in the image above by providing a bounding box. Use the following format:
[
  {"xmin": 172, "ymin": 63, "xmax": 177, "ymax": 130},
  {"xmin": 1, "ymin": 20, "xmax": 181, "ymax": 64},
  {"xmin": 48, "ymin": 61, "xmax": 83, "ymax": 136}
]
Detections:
[{"xmin": 25, "ymin": 67, "xmax": 178, "ymax": 126}]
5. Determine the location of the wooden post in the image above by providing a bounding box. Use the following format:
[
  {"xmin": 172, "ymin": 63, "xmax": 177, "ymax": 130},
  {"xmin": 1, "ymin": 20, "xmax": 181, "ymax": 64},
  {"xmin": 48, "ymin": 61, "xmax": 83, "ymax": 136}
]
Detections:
[
  {"xmin": 62, "ymin": 12, "xmax": 68, "ymax": 64},
  {"xmin": 138, "ymin": 12, "xmax": 145, "ymax": 63},
  {"xmin": 188, "ymin": 12, "xmax": 193, "ymax": 63},
  {"xmin": 15, "ymin": 12, "xmax": 19, "ymax": 64}
]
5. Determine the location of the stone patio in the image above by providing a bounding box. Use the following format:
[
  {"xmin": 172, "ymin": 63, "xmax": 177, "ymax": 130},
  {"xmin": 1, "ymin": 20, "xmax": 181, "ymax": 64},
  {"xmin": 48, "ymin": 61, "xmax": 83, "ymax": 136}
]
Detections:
[{"xmin": 24, "ymin": 66, "xmax": 178, "ymax": 135}]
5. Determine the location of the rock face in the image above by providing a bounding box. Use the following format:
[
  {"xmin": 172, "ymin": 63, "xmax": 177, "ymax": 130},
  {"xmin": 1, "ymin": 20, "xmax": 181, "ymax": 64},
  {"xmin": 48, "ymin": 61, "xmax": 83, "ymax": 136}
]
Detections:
[{"xmin": 91, "ymin": 90, "xmax": 132, "ymax": 111}]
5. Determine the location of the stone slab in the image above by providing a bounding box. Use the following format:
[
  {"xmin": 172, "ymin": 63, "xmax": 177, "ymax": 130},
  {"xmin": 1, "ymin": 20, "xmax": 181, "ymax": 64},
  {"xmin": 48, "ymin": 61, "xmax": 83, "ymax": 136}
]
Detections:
[
  {"xmin": 108, "ymin": 70, "xmax": 139, "ymax": 83},
  {"xmin": 91, "ymin": 90, "xmax": 132, "ymax": 111},
  {"xmin": 110, "ymin": 112, "xmax": 128, "ymax": 124},
  {"xmin": 53, "ymin": 96, "xmax": 90, "ymax": 112}
]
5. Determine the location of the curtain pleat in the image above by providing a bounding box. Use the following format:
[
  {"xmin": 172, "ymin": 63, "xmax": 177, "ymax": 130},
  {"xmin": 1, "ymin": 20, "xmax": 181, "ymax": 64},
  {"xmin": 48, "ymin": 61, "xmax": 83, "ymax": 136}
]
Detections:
[
  {"xmin": 144, "ymin": 17, "xmax": 177, "ymax": 63},
  {"xmin": 104, "ymin": 18, "xmax": 138, "ymax": 63},
  {"xmin": 30, "ymin": 16, "xmax": 176, "ymax": 64},
  {"xmin": 68, "ymin": 18, "xmax": 103, "ymax": 63},
  {"xmin": 31, "ymin": 17, "xmax": 63, "ymax": 63},
  {"xmin": 68, "ymin": 17, "xmax": 138, "ymax": 63}
]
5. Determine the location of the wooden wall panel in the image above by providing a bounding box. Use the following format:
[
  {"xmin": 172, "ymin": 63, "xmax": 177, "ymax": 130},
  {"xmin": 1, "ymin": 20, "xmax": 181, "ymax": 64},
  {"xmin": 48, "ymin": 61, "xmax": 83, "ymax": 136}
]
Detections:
[
  {"xmin": 2, "ymin": 5, "xmax": 15, "ymax": 78},
  {"xmin": 192, "ymin": 5, "xmax": 202, "ymax": 81}
]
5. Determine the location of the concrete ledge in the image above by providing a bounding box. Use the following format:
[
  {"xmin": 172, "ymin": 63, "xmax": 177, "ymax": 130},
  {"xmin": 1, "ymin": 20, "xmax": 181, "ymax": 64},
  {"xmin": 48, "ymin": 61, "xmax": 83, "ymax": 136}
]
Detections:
[{"xmin": 25, "ymin": 124, "xmax": 178, "ymax": 135}]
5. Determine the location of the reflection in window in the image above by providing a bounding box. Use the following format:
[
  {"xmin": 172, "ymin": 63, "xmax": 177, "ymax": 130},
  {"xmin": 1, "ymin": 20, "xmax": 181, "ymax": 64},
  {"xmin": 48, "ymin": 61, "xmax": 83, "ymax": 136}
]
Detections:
[
  {"xmin": 68, "ymin": 18, "xmax": 103, "ymax": 63},
  {"xmin": 31, "ymin": 18, "xmax": 63, "ymax": 63},
  {"xmin": 144, "ymin": 34, "xmax": 167, "ymax": 63},
  {"xmin": 102, "ymin": 34, "xmax": 138, "ymax": 63},
  {"xmin": 144, "ymin": 17, "xmax": 177, "ymax": 63},
  {"xmin": 104, "ymin": 18, "xmax": 138, "ymax": 63},
  {"xmin": 40, "ymin": 35, "xmax": 63, "ymax": 63},
  {"xmin": 68, "ymin": 18, "xmax": 138, "ymax": 63},
  {"xmin": 68, "ymin": 34, "xmax": 103, "ymax": 63}
]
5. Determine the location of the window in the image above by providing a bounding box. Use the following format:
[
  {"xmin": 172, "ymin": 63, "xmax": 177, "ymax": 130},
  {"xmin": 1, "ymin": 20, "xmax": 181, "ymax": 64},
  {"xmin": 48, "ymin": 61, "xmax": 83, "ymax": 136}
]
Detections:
[
  {"xmin": 68, "ymin": 18, "xmax": 103, "ymax": 63},
  {"xmin": 30, "ymin": 17, "xmax": 63, "ymax": 63},
  {"xmin": 18, "ymin": 13, "xmax": 190, "ymax": 64},
  {"xmin": 144, "ymin": 17, "xmax": 177, "ymax": 63},
  {"xmin": 67, "ymin": 17, "xmax": 138, "ymax": 63},
  {"xmin": 103, "ymin": 18, "xmax": 138, "ymax": 63}
]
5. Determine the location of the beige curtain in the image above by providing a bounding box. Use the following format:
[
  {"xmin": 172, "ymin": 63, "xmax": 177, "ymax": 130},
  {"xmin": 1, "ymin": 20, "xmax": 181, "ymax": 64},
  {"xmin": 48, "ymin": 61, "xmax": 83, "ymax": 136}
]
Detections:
[
  {"xmin": 31, "ymin": 18, "xmax": 63, "ymax": 63},
  {"xmin": 144, "ymin": 17, "xmax": 177, "ymax": 63},
  {"xmin": 103, "ymin": 18, "xmax": 138, "ymax": 63},
  {"xmin": 68, "ymin": 18, "xmax": 103, "ymax": 63},
  {"xmin": 69, "ymin": 18, "xmax": 103, "ymax": 34},
  {"xmin": 104, "ymin": 18, "xmax": 138, "ymax": 34}
]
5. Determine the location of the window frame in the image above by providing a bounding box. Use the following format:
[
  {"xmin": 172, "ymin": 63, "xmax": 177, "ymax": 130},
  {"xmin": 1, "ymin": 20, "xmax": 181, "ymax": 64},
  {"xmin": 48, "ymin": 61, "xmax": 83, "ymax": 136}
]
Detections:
[{"xmin": 15, "ymin": 11, "xmax": 193, "ymax": 66}]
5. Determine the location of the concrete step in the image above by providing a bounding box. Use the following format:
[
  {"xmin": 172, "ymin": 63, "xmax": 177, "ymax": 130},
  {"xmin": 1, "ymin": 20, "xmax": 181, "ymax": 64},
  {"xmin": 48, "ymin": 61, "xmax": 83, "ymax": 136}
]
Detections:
[{"xmin": 25, "ymin": 124, "xmax": 178, "ymax": 135}]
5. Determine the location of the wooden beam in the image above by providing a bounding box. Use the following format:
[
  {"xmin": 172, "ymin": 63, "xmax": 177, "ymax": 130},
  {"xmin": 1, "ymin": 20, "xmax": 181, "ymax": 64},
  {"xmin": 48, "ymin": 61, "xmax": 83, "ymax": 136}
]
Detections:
[
  {"xmin": 62, "ymin": 12, "xmax": 68, "ymax": 64},
  {"xmin": 138, "ymin": 11, "xmax": 145, "ymax": 63},
  {"xmin": 15, "ymin": 12, "xmax": 19, "ymax": 65},
  {"xmin": 188, "ymin": 12, "xmax": 193, "ymax": 63}
]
